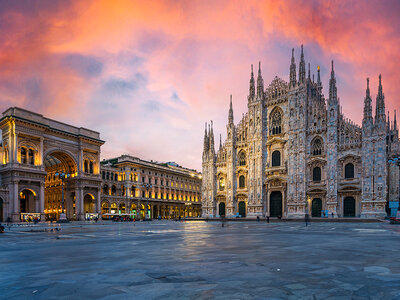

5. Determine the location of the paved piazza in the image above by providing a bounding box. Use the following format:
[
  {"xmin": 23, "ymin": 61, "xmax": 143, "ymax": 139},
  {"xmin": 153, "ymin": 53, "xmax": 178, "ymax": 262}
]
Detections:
[{"xmin": 1, "ymin": 221, "xmax": 400, "ymax": 299}]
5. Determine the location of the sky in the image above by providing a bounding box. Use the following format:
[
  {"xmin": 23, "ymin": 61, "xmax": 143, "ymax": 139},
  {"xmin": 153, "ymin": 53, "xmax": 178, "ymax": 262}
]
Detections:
[{"xmin": 0, "ymin": 0, "xmax": 399, "ymax": 171}]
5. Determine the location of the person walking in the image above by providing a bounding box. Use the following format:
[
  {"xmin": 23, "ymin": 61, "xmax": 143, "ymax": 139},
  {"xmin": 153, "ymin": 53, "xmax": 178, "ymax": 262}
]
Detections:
[{"xmin": 305, "ymin": 213, "xmax": 310, "ymax": 227}]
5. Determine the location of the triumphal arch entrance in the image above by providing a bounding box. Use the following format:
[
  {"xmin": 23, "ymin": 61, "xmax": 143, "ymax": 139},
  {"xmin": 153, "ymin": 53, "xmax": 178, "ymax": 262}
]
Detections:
[{"xmin": 0, "ymin": 107, "xmax": 104, "ymax": 221}]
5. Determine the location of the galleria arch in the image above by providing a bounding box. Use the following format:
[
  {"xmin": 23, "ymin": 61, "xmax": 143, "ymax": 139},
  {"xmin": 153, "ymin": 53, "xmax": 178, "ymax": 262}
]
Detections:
[{"xmin": 0, "ymin": 107, "xmax": 104, "ymax": 221}]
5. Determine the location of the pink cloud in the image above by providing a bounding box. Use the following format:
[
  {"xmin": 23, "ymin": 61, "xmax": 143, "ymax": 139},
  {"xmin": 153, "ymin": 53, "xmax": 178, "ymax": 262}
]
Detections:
[{"xmin": 0, "ymin": 0, "xmax": 399, "ymax": 170}]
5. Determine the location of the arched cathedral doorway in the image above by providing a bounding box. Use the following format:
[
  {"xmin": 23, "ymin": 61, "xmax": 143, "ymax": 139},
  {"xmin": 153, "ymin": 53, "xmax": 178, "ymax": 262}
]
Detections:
[
  {"xmin": 312, "ymin": 198, "xmax": 322, "ymax": 217},
  {"xmin": 218, "ymin": 202, "xmax": 226, "ymax": 217},
  {"xmin": 238, "ymin": 201, "xmax": 246, "ymax": 217},
  {"xmin": 269, "ymin": 191, "xmax": 282, "ymax": 217},
  {"xmin": 343, "ymin": 197, "xmax": 356, "ymax": 217}
]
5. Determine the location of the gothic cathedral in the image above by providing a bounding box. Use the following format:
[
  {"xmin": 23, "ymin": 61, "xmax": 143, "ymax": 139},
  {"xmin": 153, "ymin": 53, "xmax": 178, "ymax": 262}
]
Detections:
[{"xmin": 202, "ymin": 46, "xmax": 400, "ymax": 218}]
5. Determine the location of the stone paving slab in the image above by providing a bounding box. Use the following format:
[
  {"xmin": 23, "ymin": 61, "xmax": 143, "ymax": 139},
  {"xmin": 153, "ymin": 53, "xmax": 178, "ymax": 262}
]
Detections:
[{"xmin": 1, "ymin": 221, "xmax": 400, "ymax": 299}]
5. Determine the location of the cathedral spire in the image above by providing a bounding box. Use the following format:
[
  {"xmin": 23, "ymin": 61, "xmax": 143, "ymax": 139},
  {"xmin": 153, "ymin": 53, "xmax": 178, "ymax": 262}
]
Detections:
[
  {"xmin": 298, "ymin": 45, "xmax": 306, "ymax": 84},
  {"xmin": 308, "ymin": 63, "xmax": 311, "ymax": 81},
  {"xmin": 219, "ymin": 134, "xmax": 222, "ymax": 151},
  {"xmin": 209, "ymin": 120, "xmax": 215, "ymax": 153},
  {"xmin": 228, "ymin": 95, "xmax": 234, "ymax": 124},
  {"xmin": 363, "ymin": 78, "xmax": 373, "ymax": 125},
  {"xmin": 375, "ymin": 74, "xmax": 386, "ymax": 124},
  {"xmin": 203, "ymin": 122, "xmax": 209, "ymax": 153},
  {"xmin": 328, "ymin": 60, "xmax": 337, "ymax": 102},
  {"xmin": 257, "ymin": 61, "xmax": 264, "ymax": 99},
  {"xmin": 289, "ymin": 48, "xmax": 297, "ymax": 88},
  {"xmin": 249, "ymin": 64, "xmax": 255, "ymax": 100},
  {"xmin": 395, "ymin": 110, "xmax": 398, "ymax": 131}
]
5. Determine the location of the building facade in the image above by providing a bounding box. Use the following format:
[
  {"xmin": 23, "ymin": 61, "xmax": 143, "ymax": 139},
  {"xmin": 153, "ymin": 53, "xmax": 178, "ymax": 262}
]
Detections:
[
  {"xmin": 202, "ymin": 46, "xmax": 400, "ymax": 219},
  {"xmin": 0, "ymin": 108, "xmax": 202, "ymax": 222},
  {"xmin": 100, "ymin": 155, "xmax": 202, "ymax": 219},
  {"xmin": 0, "ymin": 107, "xmax": 104, "ymax": 222}
]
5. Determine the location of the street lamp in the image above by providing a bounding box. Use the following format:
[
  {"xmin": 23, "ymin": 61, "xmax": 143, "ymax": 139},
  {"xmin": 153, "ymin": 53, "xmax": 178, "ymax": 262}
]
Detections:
[
  {"xmin": 143, "ymin": 182, "xmax": 152, "ymax": 220},
  {"xmin": 55, "ymin": 171, "xmax": 70, "ymax": 223},
  {"xmin": 388, "ymin": 157, "xmax": 400, "ymax": 217}
]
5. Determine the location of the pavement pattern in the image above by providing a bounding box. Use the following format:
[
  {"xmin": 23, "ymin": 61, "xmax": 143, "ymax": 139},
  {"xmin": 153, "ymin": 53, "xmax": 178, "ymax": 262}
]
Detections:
[{"xmin": 1, "ymin": 220, "xmax": 400, "ymax": 300}]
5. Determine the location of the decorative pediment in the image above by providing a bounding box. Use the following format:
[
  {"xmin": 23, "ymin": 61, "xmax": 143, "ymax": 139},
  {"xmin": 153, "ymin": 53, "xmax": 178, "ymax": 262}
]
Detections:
[
  {"xmin": 266, "ymin": 136, "xmax": 287, "ymax": 146},
  {"xmin": 307, "ymin": 157, "xmax": 327, "ymax": 166},
  {"xmin": 339, "ymin": 154, "xmax": 361, "ymax": 162}
]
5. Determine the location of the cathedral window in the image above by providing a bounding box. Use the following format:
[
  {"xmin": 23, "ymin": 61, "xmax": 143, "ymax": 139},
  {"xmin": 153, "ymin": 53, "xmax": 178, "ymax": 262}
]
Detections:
[
  {"xmin": 219, "ymin": 177, "xmax": 225, "ymax": 191},
  {"xmin": 89, "ymin": 161, "xmax": 94, "ymax": 174},
  {"xmin": 271, "ymin": 150, "xmax": 281, "ymax": 167},
  {"xmin": 311, "ymin": 138, "xmax": 323, "ymax": 156},
  {"xmin": 84, "ymin": 160, "xmax": 88, "ymax": 173},
  {"xmin": 239, "ymin": 175, "xmax": 245, "ymax": 188},
  {"xmin": 238, "ymin": 151, "xmax": 246, "ymax": 166},
  {"xmin": 270, "ymin": 110, "xmax": 282, "ymax": 135},
  {"xmin": 345, "ymin": 163, "xmax": 355, "ymax": 179},
  {"xmin": 28, "ymin": 149, "xmax": 34, "ymax": 165},
  {"xmin": 21, "ymin": 147, "xmax": 27, "ymax": 164},
  {"xmin": 313, "ymin": 167, "xmax": 321, "ymax": 182}
]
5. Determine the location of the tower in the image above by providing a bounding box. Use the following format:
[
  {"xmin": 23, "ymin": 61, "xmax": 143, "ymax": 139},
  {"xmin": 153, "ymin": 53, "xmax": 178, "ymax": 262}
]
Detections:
[
  {"xmin": 201, "ymin": 121, "xmax": 216, "ymax": 217},
  {"xmin": 326, "ymin": 60, "xmax": 339, "ymax": 216},
  {"xmin": 247, "ymin": 62, "xmax": 266, "ymax": 217},
  {"xmin": 225, "ymin": 95, "xmax": 236, "ymax": 216}
]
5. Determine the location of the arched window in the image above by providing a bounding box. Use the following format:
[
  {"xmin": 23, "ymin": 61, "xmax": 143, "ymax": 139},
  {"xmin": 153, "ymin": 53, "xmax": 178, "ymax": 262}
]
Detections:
[
  {"xmin": 84, "ymin": 160, "xmax": 88, "ymax": 173},
  {"xmin": 345, "ymin": 163, "xmax": 354, "ymax": 179},
  {"xmin": 270, "ymin": 110, "xmax": 282, "ymax": 135},
  {"xmin": 111, "ymin": 185, "xmax": 117, "ymax": 195},
  {"xmin": 313, "ymin": 167, "xmax": 321, "ymax": 182},
  {"xmin": 21, "ymin": 147, "xmax": 27, "ymax": 164},
  {"xmin": 219, "ymin": 177, "xmax": 225, "ymax": 191},
  {"xmin": 89, "ymin": 161, "xmax": 94, "ymax": 174},
  {"xmin": 103, "ymin": 184, "xmax": 109, "ymax": 195},
  {"xmin": 28, "ymin": 149, "xmax": 34, "ymax": 165},
  {"xmin": 272, "ymin": 151, "xmax": 281, "ymax": 167},
  {"xmin": 106, "ymin": 172, "xmax": 109, "ymax": 180},
  {"xmin": 115, "ymin": 173, "xmax": 118, "ymax": 181},
  {"xmin": 102, "ymin": 171, "xmax": 105, "ymax": 180},
  {"xmin": 131, "ymin": 186, "xmax": 136, "ymax": 197},
  {"xmin": 312, "ymin": 138, "xmax": 323, "ymax": 156},
  {"xmin": 238, "ymin": 152, "xmax": 246, "ymax": 166},
  {"xmin": 239, "ymin": 175, "xmax": 245, "ymax": 188}
]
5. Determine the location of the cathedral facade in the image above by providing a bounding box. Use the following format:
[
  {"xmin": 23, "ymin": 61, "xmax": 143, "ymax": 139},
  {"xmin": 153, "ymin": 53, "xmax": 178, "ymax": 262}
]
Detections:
[{"xmin": 202, "ymin": 46, "xmax": 400, "ymax": 219}]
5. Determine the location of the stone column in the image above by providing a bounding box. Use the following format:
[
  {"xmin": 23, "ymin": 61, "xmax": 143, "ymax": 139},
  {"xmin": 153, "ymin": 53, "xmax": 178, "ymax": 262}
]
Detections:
[
  {"xmin": 75, "ymin": 187, "xmax": 84, "ymax": 220},
  {"xmin": 39, "ymin": 182, "xmax": 45, "ymax": 221},
  {"xmin": 39, "ymin": 137, "xmax": 44, "ymax": 165},
  {"xmin": 97, "ymin": 188, "xmax": 101, "ymax": 217},
  {"xmin": 11, "ymin": 180, "xmax": 19, "ymax": 222}
]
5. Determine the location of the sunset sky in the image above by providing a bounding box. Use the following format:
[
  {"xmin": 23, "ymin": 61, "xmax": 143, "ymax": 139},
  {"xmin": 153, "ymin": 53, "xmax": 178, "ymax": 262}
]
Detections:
[{"xmin": 1, "ymin": 0, "xmax": 399, "ymax": 171}]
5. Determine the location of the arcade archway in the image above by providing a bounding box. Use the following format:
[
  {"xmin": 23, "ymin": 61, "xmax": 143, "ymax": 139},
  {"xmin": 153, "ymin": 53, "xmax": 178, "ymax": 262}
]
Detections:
[
  {"xmin": 20, "ymin": 189, "xmax": 37, "ymax": 213},
  {"xmin": 84, "ymin": 194, "xmax": 95, "ymax": 213},
  {"xmin": 44, "ymin": 151, "xmax": 78, "ymax": 220}
]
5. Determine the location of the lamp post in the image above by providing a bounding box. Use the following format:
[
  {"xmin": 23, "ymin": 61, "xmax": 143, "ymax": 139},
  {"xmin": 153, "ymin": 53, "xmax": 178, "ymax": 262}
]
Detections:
[
  {"xmin": 55, "ymin": 171, "xmax": 70, "ymax": 223},
  {"xmin": 388, "ymin": 157, "xmax": 400, "ymax": 217},
  {"xmin": 143, "ymin": 183, "xmax": 152, "ymax": 220}
]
